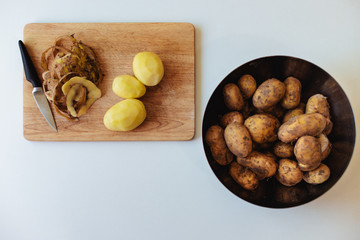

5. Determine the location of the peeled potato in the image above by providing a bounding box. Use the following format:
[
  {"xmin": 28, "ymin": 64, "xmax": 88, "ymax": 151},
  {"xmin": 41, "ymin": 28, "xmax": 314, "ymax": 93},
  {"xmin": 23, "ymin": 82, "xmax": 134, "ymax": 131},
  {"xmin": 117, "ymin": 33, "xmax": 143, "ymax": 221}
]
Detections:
[
  {"xmin": 133, "ymin": 52, "xmax": 164, "ymax": 86},
  {"xmin": 104, "ymin": 99, "xmax": 146, "ymax": 131},
  {"xmin": 112, "ymin": 75, "xmax": 146, "ymax": 99}
]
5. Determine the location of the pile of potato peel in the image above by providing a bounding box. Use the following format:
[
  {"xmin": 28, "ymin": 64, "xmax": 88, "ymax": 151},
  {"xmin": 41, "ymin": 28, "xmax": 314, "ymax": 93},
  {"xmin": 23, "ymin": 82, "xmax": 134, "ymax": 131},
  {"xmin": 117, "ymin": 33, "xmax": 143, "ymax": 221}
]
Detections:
[
  {"xmin": 206, "ymin": 74, "xmax": 333, "ymax": 191},
  {"xmin": 40, "ymin": 35, "xmax": 103, "ymax": 120}
]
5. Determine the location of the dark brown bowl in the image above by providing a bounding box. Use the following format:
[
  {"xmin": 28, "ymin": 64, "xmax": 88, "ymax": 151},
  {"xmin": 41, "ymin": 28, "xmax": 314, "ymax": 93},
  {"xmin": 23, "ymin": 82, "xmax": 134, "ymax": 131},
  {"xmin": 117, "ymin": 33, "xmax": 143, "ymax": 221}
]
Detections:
[{"xmin": 202, "ymin": 55, "xmax": 356, "ymax": 208}]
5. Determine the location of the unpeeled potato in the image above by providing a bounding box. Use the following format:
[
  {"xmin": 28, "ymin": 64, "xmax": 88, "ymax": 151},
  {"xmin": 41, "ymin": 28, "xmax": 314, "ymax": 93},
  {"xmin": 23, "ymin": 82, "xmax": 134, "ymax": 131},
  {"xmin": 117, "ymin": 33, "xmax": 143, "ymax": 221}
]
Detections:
[
  {"xmin": 306, "ymin": 94, "xmax": 330, "ymax": 118},
  {"xmin": 303, "ymin": 163, "xmax": 330, "ymax": 185},
  {"xmin": 224, "ymin": 122, "xmax": 252, "ymax": 158},
  {"xmin": 229, "ymin": 162, "xmax": 259, "ymax": 191},
  {"xmin": 252, "ymin": 78, "xmax": 286, "ymax": 110},
  {"xmin": 220, "ymin": 111, "xmax": 244, "ymax": 128},
  {"xmin": 236, "ymin": 151, "xmax": 277, "ymax": 180},
  {"xmin": 238, "ymin": 74, "xmax": 257, "ymax": 99},
  {"xmin": 223, "ymin": 83, "xmax": 244, "ymax": 111},
  {"xmin": 205, "ymin": 125, "xmax": 234, "ymax": 165},
  {"xmin": 278, "ymin": 113, "xmax": 327, "ymax": 143},
  {"xmin": 282, "ymin": 103, "xmax": 305, "ymax": 123},
  {"xmin": 276, "ymin": 159, "xmax": 303, "ymax": 187},
  {"xmin": 280, "ymin": 76, "xmax": 302, "ymax": 110},
  {"xmin": 294, "ymin": 136, "xmax": 322, "ymax": 171},
  {"xmin": 244, "ymin": 114, "xmax": 280, "ymax": 144},
  {"xmin": 273, "ymin": 141, "xmax": 294, "ymax": 158}
]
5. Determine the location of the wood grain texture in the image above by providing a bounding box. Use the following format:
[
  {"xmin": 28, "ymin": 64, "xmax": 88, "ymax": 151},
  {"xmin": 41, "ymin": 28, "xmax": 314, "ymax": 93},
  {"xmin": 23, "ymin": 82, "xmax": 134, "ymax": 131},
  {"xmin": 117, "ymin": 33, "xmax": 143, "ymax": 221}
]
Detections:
[{"xmin": 23, "ymin": 22, "xmax": 195, "ymax": 141}]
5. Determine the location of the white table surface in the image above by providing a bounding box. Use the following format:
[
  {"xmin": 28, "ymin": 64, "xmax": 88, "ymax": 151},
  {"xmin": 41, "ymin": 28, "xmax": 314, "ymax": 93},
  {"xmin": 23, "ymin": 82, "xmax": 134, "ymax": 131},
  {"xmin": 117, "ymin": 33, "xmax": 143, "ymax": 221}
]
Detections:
[{"xmin": 1, "ymin": 0, "xmax": 360, "ymax": 239}]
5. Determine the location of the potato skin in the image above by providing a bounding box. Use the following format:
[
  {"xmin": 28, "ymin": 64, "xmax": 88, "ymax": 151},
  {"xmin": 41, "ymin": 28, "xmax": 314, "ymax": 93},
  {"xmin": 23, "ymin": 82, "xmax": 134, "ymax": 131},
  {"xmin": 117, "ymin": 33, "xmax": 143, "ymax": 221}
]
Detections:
[
  {"xmin": 263, "ymin": 151, "xmax": 277, "ymax": 162},
  {"xmin": 294, "ymin": 136, "xmax": 322, "ymax": 171},
  {"xmin": 252, "ymin": 78, "xmax": 286, "ymax": 110},
  {"xmin": 223, "ymin": 83, "xmax": 244, "ymax": 111},
  {"xmin": 278, "ymin": 113, "xmax": 327, "ymax": 143},
  {"xmin": 244, "ymin": 114, "xmax": 280, "ymax": 144},
  {"xmin": 236, "ymin": 151, "xmax": 277, "ymax": 180},
  {"xmin": 306, "ymin": 94, "xmax": 330, "ymax": 118},
  {"xmin": 276, "ymin": 159, "xmax": 303, "ymax": 187},
  {"xmin": 303, "ymin": 163, "xmax": 330, "ymax": 185},
  {"xmin": 323, "ymin": 118, "xmax": 333, "ymax": 135},
  {"xmin": 273, "ymin": 141, "xmax": 294, "ymax": 158},
  {"xmin": 256, "ymin": 104, "xmax": 285, "ymax": 119},
  {"xmin": 224, "ymin": 122, "xmax": 252, "ymax": 157},
  {"xmin": 306, "ymin": 94, "xmax": 333, "ymax": 135},
  {"xmin": 282, "ymin": 104, "xmax": 305, "ymax": 123},
  {"xmin": 318, "ymin": 134, "xmax": 332, "ymax": 161},
  {"xmin": 280, "ymin": 77, "xmax": 302, "ymax": 109},
  {"xmin": 220, "ymin": 111, "xmax": 244, "ymax": 128},
  {"xmin": 267, "ymin": 104, "xmax": 286, "ymax": 119},
  {"xmin": 229, "ymin": 162, "xmax": 259, "ymax": 190},
  {"xmin": 238, "ymin": 74, "xmax": 257, "ymax": 99},
  {"xmin": 205, "ymin": 125, "xmax": 234, "ymax": 165}
]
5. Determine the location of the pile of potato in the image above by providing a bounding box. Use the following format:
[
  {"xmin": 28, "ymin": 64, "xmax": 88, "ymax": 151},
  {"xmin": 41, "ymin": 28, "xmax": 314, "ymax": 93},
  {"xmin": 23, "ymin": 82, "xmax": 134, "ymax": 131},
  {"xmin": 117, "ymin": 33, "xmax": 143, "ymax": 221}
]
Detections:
[{"xmin": 205, "ymin": 74, "xmax": 333, "ymax": 190}]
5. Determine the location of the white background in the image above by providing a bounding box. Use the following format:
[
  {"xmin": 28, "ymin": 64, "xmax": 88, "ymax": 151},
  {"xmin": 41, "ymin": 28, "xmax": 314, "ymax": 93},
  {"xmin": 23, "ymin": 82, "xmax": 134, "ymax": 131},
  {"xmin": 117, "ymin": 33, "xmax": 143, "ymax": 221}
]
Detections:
[{"xmin": 1, "ymin": 0, "xmax": 360, "ymax": 239}]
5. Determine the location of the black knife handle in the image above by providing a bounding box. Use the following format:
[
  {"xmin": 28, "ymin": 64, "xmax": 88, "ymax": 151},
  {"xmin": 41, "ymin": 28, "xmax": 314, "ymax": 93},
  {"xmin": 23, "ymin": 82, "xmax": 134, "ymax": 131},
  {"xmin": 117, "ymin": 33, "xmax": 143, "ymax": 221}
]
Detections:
[{"xmin": 19, "ymin": 40, "xmax": 42, "ymax": 88}]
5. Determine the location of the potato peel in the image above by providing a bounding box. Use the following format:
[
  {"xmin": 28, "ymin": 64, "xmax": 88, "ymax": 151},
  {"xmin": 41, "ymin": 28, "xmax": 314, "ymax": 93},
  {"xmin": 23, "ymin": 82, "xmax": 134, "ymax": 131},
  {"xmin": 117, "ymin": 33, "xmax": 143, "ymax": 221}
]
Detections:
[{"xmin": 40, "ymin": 35, "xmax": 103, "ymax": 120}]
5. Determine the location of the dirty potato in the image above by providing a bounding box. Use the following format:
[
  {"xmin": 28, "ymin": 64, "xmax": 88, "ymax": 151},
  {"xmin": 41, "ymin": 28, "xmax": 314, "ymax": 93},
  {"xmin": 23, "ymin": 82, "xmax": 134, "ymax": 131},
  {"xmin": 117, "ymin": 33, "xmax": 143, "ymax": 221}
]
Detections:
[
  {"xmin": 306, "ymin": 94, "xmax": 330, "ymax": 118},
  {"xmin": 280, "ymin": 77, "xmax": 302, "ymax": 109},
  {"xmin": 282, "ymin": 103, "xmax": 305, "ymax": 122},
  {"xmin": 263, "ymin": 151, "xmax": 277, "ymax": 162},
  {"xmin": 220, "ymin": 111, "xmax": 244, "ymax": 128},
  {"xmin": 267, "ymin": 104, "xmax": 286, "ymax": 119},
  {"xmin": 205, "ymin": 125, "xmax": 234, "ymax": 165},
  {"xmin": 294, "ymin": 136, "xmax": 322, "ymax": 171},
  {"xmin": 306, "ymin": 94, "xmax": 333, "ymax": 135},
  {"xmin": 236, "ymin": 151, "xmax": 277, "ymax": 180},
  {"xmin": 323, "ymin": 118, "xmax": 333, "ymax": 135},
  {"xmin": 223, "ymin": 83, "xmax": 244, "ymax": 111},
  {"xmin": 256, "ymin": 104, "xmax": 285, "ymax": 119},
  {"xmin": 273, "ymin": 141, "xmax": 294, "ymax": 158},
  {"xmin": 244, "ymin": 114, "xmax": 280, "ymax": 144},
  {"xmin": 318, "ymin": 133, "xmax": 332, "ymax": 161},
  {"xmin": 278, "ymin": 113, "xmax": 327, "ymax": 143},
  {"xmin": 241, "ymin": 101, "xmax": 256, "ymax": 119},
  {"xmin": 303, "ymin": 163, "xmax": 330, "ymax": 185},
  {"xmin": 229, "ymin": 162, "xmax": 259, "ymax": 191},
  {"xmin": 224, "ymin": 122, "xmax": 252, "ymax": 157},
  {"xmin": 276, "ymin": 159, "xmax": 303, "ymax": 187},
  {"xmin": 252, "ymin": 78, "xmax": 286, "ymax": 110},
  {"xmin": 238, "ymin": 74, "xmax": 257, "ymax": 99}
]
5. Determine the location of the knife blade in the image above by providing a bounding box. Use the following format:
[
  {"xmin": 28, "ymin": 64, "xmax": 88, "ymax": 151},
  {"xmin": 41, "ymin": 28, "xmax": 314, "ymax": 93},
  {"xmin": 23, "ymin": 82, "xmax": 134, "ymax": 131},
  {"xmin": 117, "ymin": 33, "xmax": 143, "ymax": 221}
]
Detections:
[{"xmin": 19, "ymin": 40, "xmax": 57, "ymax": 132}]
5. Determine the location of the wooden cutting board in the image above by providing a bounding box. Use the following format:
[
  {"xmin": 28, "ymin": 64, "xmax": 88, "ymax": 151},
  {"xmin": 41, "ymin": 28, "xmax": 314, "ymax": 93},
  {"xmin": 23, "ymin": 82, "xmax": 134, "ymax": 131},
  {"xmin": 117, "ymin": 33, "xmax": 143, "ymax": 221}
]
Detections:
[{"xmin": 23, "ymin": 23, "xmax": 195, "ymax": 141}]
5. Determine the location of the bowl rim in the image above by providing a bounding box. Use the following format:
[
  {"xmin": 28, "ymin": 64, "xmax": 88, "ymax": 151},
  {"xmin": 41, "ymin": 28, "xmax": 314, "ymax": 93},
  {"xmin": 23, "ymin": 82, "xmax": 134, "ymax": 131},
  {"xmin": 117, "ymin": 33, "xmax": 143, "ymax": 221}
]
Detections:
[{"xmin": 202, "ymin": 55, "xmax": 357, "ymax": 208}]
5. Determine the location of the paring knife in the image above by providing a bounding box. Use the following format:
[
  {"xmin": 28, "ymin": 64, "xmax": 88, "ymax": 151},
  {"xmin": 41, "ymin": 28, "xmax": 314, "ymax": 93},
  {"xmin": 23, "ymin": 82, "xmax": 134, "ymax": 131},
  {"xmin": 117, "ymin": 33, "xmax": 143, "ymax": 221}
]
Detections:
[{"xmin": 19, "ymin": 40, "xmax": 57, "ymax": 132}]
